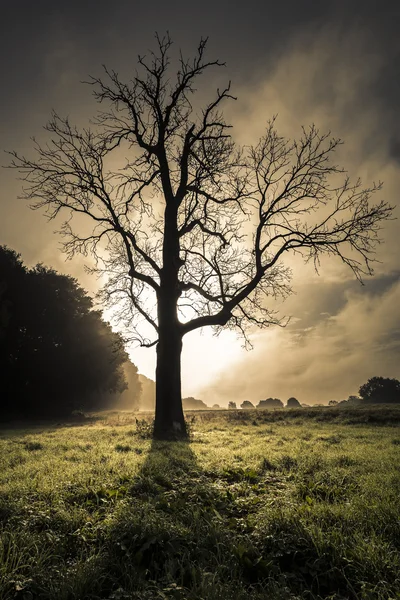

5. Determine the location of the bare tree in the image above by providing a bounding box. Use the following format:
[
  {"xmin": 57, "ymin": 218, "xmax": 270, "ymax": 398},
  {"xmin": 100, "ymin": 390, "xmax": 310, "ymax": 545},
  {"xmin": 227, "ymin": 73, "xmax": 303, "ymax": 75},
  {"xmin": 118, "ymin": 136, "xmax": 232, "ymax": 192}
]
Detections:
[{"xmin": 9, "ymin": 34, "xmax": 393, "ymax": 438}]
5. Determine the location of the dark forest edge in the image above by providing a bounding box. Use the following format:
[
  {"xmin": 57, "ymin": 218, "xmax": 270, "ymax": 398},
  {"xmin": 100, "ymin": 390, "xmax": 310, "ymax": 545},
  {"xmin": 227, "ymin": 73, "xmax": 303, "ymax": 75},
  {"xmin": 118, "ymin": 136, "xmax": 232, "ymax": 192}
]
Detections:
[{"xmin": 0, "ymin": 246, "xmax": 142, "ymax": 420}]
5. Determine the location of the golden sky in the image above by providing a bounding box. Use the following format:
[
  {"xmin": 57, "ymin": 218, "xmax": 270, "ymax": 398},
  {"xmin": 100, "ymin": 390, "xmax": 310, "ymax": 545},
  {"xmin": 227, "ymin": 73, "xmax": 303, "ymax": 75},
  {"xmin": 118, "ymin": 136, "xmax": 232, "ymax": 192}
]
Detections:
[{"xmin": 1, "ymin": 1, "xmax": 399, "ymax": 405}]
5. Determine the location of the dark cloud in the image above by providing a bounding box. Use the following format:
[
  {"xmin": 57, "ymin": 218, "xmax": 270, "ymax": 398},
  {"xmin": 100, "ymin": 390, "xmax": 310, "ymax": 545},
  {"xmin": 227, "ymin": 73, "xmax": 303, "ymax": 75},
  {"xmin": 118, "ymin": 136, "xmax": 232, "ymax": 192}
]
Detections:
[
  {"xmin": 389, "ymin": 137, "xmax": 400, "ymax": 164},
  {"xmin": 286, "ymin": 271, "xmax": 400, "ymax": 331},
  {"xmin": 1, "ymin": 1, "xmax": 398, "ymax": 107}
]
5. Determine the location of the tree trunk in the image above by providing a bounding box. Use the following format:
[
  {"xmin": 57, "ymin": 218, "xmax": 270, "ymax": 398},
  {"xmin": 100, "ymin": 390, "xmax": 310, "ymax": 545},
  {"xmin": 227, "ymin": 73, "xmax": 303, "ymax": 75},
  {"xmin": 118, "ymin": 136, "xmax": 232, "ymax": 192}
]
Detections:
[
  {"xmin": 153, "ymin": 187, "xmax": 187, "ymax": 439},
  {"xmin": 153, "ymin": 324, "xmax": 186, "ymax": 439},
  {"xmin": 153, "ymin": 263, "xmax": 186, "ymax": 438}
]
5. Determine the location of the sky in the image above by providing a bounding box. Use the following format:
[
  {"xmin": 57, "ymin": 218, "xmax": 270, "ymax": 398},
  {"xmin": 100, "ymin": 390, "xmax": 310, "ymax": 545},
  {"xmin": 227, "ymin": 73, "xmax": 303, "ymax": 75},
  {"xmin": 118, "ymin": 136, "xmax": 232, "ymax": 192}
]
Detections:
[{"xmin": 1, "ymin": 0, "xmax": 399, "ymax": 405}]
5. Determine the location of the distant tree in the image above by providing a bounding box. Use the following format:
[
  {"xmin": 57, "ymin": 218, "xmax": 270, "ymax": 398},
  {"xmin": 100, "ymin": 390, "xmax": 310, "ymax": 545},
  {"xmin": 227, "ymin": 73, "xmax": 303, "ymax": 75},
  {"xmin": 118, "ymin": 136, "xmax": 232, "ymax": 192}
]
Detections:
[
  {"xmin": 183, "ymin": 396, "xmax": 208, "ymax": 410},
  {"xmin": 359, "ymin": 377, "xmax": 400, "ymax": 404},
  {"xmin": 9, "ymin": 35, "xmax": 393, "ymax": 438},
  {"xmin": 240, "ymin": 400, "xmax": 255, "ymax": 409},
  {"xmin": 212, "ymin": 404, "xmax": 220, "ymax": 409},
  {"xmin": 335, "ymin": 396, "xmax": 361, "ymax": 407},
  {"xmin": 346, "ymin": 395, "xmax": 362, "ymax": 405},
  {"xmin": 286, "ymin": 397, "xmax": 301, "ymax": 408},
  {"xmin": 111, "ymin": 360, "xmax": 142, "ymax": 411},
  {"xmin": 138, "ymin": 374, "xmax": 156, "ymax": 411},
  {"xmin": 257, "ymin": 398, "xmax": 283, "ymax": 409},
  {"xmin": 0, "ymin": 246, "xmax": 129, "ymax": 419},
  {"xmin": 228, "ymin": 401, "xmax": 237, "ymax": 409}
]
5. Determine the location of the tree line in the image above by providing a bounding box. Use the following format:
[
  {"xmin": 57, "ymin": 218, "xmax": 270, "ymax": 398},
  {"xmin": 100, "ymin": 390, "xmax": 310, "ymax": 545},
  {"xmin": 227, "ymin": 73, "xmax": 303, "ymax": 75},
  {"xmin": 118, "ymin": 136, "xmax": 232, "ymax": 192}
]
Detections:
[
  {"xmin": 141, "ymin": 380, "xmax": 400, "ymax": 412},
  {"xmin": 235, "ymin": 380, "xmax": 400, "ymax": 409},
  {"xmin": 0, "ymin": 246, "xmax": 141, "ymax": 419}
]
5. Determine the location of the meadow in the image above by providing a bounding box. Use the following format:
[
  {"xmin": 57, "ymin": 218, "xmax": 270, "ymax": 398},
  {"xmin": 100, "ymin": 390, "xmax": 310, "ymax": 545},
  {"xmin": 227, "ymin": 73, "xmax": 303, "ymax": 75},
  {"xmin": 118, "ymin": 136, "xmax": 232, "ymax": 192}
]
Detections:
[{"xmin": 0, "ymin": 407, "xmax": 399, "ymax": 600}]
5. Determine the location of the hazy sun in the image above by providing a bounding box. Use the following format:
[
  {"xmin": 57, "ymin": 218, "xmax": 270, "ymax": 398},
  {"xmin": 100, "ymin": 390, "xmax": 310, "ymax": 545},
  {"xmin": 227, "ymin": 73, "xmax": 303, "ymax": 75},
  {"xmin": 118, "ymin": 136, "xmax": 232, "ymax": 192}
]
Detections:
[{"xmin": 129, "ymin": 327, "xmax": 244, "ymax": 397}]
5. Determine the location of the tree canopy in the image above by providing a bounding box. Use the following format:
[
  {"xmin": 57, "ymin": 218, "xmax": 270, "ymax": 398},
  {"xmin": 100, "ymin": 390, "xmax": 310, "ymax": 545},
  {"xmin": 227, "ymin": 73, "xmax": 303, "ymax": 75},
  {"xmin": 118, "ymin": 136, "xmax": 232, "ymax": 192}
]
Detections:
[
  {"xmin": 359, "ymin": 377, "xmax": 400, "ymax": 404},
  {"xmin": 182, "ymin": 397, "xmax": 208, "ymax": 410},
  {"xmin": 286, "ymin": 397, "xmax": 301, "ymax": 408},
  {"xmin": 257, "ymin": 398, "xmax": 284, "ymax": 409},
  {"xmin": 240, "ymin": 400, "xmax": 255, "ymax": 409}
]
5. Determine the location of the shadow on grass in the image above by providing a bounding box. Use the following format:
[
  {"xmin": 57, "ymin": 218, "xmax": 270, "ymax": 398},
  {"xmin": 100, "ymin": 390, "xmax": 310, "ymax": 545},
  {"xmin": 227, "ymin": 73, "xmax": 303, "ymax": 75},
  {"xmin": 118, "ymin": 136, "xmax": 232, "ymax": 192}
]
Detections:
[
  {"xmin": 99, "ymin": 438, "xmax": 273, "ymax": 600},
  {"xmin": 98, "ymin": 439, "xmax": 357, "ymax": 600},
  {"xmin": 99, "ymin": 432, "xmax": 400, "ymax": 600}
]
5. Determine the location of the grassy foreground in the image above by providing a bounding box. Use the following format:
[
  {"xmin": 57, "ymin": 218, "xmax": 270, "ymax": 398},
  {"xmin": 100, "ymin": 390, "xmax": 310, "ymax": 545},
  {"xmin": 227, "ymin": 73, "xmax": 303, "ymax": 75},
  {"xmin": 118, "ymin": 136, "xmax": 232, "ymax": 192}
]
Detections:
[{"xmin": 0, "ymin": 407, "xmax": 400, "ymax": 600}]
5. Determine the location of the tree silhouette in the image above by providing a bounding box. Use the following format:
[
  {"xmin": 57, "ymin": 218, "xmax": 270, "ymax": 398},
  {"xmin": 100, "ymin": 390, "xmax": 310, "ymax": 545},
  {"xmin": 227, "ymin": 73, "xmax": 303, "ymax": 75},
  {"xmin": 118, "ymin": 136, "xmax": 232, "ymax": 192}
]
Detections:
[
  {"xmin": 0, "ymin": 247, "xmax": 27, "ymax": 413},
  {"xmin": 9, "ymin": 35, "xmax": 393, "ymax": 437},
  {"xmin": 286, "ymin": 397, "xmax": 301, "ymax": 408},
  {"xmin": 257, "ymin": 398, "xmax": 284, "ymax": 409},
  {"xmin": 359, "ymin": 377, "xmax": 400, "ymax": 404},
  {"xmin": 240, "ymin": 400, "xmax": 255, "ymax": 409},
  {"xmin": 183, "ymin": 396, "xmax": 208, "ymax": 410}
]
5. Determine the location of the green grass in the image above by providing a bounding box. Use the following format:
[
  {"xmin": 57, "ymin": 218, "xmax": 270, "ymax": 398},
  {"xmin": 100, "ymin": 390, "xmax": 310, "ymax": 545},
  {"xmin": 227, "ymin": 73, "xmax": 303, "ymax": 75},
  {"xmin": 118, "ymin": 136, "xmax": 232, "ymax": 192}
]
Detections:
[{"xmin": 0, "ymin": 407, "xmax": 400, "ymax": 599}]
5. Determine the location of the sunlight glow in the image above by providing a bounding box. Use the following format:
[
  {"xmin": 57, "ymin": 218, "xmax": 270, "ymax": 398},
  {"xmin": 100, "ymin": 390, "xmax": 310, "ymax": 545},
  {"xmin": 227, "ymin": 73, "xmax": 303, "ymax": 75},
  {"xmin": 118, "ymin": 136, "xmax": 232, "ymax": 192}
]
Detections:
[{"xmin": 128, "ymin": 327, "xmax": 245, "ymax": 400}]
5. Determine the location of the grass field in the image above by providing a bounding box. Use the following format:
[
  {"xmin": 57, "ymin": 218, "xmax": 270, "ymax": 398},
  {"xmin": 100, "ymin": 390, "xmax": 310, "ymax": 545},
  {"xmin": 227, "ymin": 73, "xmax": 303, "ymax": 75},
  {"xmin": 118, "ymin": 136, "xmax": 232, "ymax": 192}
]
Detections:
[{"xmin": 0, "ymin": 407, "xmax": 400, "ymax": 600}]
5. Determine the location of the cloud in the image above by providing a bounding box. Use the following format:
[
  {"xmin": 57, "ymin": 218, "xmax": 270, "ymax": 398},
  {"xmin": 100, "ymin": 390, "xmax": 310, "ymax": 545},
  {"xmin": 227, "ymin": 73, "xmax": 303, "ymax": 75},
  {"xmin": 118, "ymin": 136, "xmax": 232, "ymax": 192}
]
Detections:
[
  {"xmin": 199, "ymin": 273, "xmax": 400, "ymax": 405},
  {"xmin": 196, "ymin": 25, "xmax": 400, "ymax": 405}
]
